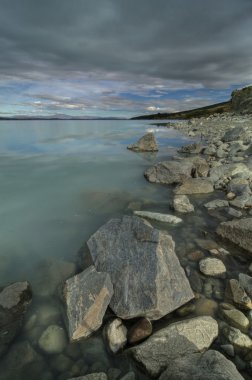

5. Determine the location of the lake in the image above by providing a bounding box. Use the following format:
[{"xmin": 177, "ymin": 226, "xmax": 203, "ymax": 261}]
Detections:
[{"xmin": 0, "ymin": 119, "xmax": 193, "ymax": 380}]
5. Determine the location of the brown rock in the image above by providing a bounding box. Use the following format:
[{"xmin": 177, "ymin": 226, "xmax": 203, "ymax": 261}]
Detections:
[{"xmin": 128, "ymin": 318, "xmax": 152, "ymax": 344}]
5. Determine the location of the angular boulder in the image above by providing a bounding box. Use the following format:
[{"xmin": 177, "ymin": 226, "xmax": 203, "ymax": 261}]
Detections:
[
  {"xmin": 144, "ymin": 157, "xmax": 208, "ymax": 185},
  {"xmin": 174, "ymin": 178, "xmax": 214, "ymax": 195},
  {"xmin": 127, "ymin": 132, "xmax": 158, "ymax": 152},
  {"xmin": 158, "ymin": 350, "xmax": 244, "ymax": 380},
  {"xmin": 87, "ymin": 216, "xmax": 194, "ymax": 320},
  {"xmin": 173, "ymin": 195, "xmax": 194, "ymax": 213},
  {"xmin": 0, "ymin": 281, "xmax": 32, "ymax": 357},
  {"xmin": 64, "ymin": 266, "xmax": 113, "ymax": 341},
  {"xmin": 216, "ymin": 218, "xmax": 252, "ymax": 253},
  {"xmin": 130, "ymin": 316, "xmax": 218, "ymax": 377}
]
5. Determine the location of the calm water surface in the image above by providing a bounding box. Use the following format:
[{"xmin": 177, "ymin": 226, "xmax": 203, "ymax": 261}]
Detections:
[{"xmin": 0, "ymin": 120, "xmax": 195, "ymax": 380}]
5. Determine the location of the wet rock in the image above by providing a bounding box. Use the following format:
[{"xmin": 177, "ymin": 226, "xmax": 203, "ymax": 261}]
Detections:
[
  {"xmin": 144, "ymin": 157, "xmax": 208, "ymax": 184},
  {"xmin": 144, "ymin": 160, "xmax": 192, "ymax": 184},
  {"xmin": 217, "ymin": 218, "xmax": 252, "ymax": 253},
  {"xmin": 34, "ymin": 303, "xmax": 61, "ymax": 326},
  {"xmin": 87, "ymin": 216, "xmax": 194, "ymax": 320},
  {"xmin": 68, "ymin": 374, "xmax": 107, "ymax": 380},
  {"xmin": 194, "ymin": 298, "xmax": 218, "ymax": 317},
  {"xmin": 204, "ymin": 199, "xmax": 229, "ymax": 209},
  {"xmin": 50, "ymin": 353, "xmax": 74, "ymax": 373},
  {"xmin": 0, "ymin": 341, "xmax": 45, "ymax": 379},
  {"xmin": 38, "ymin": 324, "xmax": 67, "ymax": 354},
  {"xmin": 120, "ymin": 372, "xmax": 136, "ymax": 380},
  {"xmin": 130, "ymin": 316, "xmax": 218, "ymax": 377},
  {"xmin": 128, "ymin": 318, "xmax": 152, "ymax": 344},
  {"xmin": 133, "ymin": 210, "xmax": 182, "ymax": 224},
  {"xmin": 105, "ymin": 318, "xmax": 127, "ymax": 353},
  {"xmin": 195, "ymin": 239, "xmax": 219, "ymax": 251},
  {"xmin": 228, "ymin": 279, "xmax": 252, "ymax": 310},
  {"xmin": 187, "ymin": 250, "xmax": 205, "ymax": 262},
  {"xmin": 64, "ymin": 266, "xmax": 113, "ymax": 342},
  {"xmin": 127, "ymin": 132, "xmax": 158, "ymax": 152},
  {"xmin": 107, "ymin": 368, "xmax": 121, "ymax": 380},
  {"xmin": 221, "ymin": 308, "xmax": 249, "ymax": 333},
  {"xmin": 227, "ymin": 208, "xmax": 242, "ymax": 218},
  {"xmin": 221, "ymin": 344, "xmax": 235, "ymax": 357},
  {"xmin": 174, "ymin": 178, "xmax": 214, "ymax": 195},
  {"xmin": 158, "ymin": 350, "xmax": 244, "ymax": 380},
  {"xmin": 32, "ymin": 258, "xmax": 76, "ymax": 297},
  {"xmin": 0, "ymin": 281, "xmax": 32, "ymax": 357},
  {"xmin": 178, "ymin": 142, "xmax": 202, "ymax": 154},
  {"xmin": 173, "ymin": 195, "xmax": 194, "ymax": 213},
  {"xmin": 199, "ymin": 258, "xmax": 226, "ymax": 278},
  {"xmin": 222, "ymin": 324, "xmax": 252, "ymax": 351},
  {"xmin": 239, "ymin": 273, "xmax": 252, "ymax": 298}
]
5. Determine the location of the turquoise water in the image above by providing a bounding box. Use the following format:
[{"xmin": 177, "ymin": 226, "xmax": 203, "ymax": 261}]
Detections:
[{"xmin": 0, "ymin": 120, "xmax": 193, "ymax": 380}]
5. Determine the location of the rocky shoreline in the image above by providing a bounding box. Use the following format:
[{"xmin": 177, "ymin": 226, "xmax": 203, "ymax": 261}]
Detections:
[{"xmin": 1, "ymin": 112, "xmax": 252, "ymax": 380}]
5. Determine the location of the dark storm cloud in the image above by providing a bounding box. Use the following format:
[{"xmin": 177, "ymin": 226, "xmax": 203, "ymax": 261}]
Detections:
[{"xmin": 0, "ymin": 0, "xmax": 252, "ymax": 86}]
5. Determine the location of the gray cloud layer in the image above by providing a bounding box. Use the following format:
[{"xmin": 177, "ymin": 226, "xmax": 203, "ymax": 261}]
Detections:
[{"xmin": 0, "ymin": 0, "xmax": 252, "ymax": 87}]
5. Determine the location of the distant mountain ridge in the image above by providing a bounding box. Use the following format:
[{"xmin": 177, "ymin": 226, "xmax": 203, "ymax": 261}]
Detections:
[{"xmin": 0, "ymin": 114, "xmax": 126, "ymax": 120}]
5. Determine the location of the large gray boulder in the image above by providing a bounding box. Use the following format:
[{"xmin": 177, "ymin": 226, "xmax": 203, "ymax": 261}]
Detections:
[
  {"xmin": 216, "ymin": 218, "xmax": 252, "ymax": 253},
  {"xmin": 64, "ymin": 266, "xmax": 113, "ymax": 341},
  {"xmin": 158, "ymin": 350, "xmax": 244, "ymax": 380},
  {"xmin": 87, "ymin": 216, "xmax": 194, "ymax": 320},
  {"xmin": 127, "ymin": 132, "xmax": 158, "ymax": 152},
  {"xmin": 174, "ymin": 178, "xmax": 214, "ymax": 195},
  {"xmin": 144, "ymin": 157, "xmax": 208, "ymax": 185},
  {"xmin": 0, "ymin": 281, "xmax": 32, "ymax": 357},
  {"xmin": 231, "ymin": 86, "xmax": 252, "ymax": 114},
  {"xmin": 130, "ymin": 316, "xmax": 218, "ymax": 377}
]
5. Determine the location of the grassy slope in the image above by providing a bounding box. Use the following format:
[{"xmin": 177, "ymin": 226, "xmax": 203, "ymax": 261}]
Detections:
[{"xmin": 132, "ymin": 101, "xmax": 232, "ymax": 120}]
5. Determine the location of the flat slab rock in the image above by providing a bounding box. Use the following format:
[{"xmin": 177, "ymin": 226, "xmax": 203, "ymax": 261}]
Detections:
[
  {"xmin": 217, "ymin": 218, "xmax": 252, "ymax": 253},
  {"xmin": 127, "ymin": 132, "xmax": 158, "ymax": 152},
  {"xmin": 87, "ymin": 215, "xmax": 194, "ymax": 320},
  {"xmin": 0, "ymin": 281, "xmax": 32, "ymax": 358},
  {"xmin": 130, "ymin": 316, "xmax": 218, "ymax": 377},
  {"xmin": 64, "ymin": 266, "xmax": 113, "ymax": 341},
  {"xmin": 133, "ymin": 210, "xmax": 182, "ymax": 224},
  {"xmin": 158, "ymin": 350, "xmax": 244, "ymax": 380}
]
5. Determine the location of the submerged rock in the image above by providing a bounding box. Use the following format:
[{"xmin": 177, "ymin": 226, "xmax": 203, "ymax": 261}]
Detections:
[
  {"xmin": 130, "ymin": 316, "xmax": 218, "ymax": 377},
  {"xmin": 217, "ymin": 218, "xmax": 252, "ymax": 253},
  {"xmin": 178, "ymin": 142, "xmax": 202, "ymax": 154},
  {"xmin": 159, "ymin": 350, "xmax": 244, "ymax": 380},
  {"xmin": 228, "ymin": 279, "xmax": 252, "ymax": 310},
  {"xmin": 38, "ymin": 324, "xmax": 67, "ymax": 354},
  {"xmin": 174, "ymin": 178, "xmax": 214, "ymax": 195},
  {"xmin": 127, "ymin": 132, "xmax": 158, "ymax": 152},
  {"xmin": 128, "ymin": 318, "xmax": 152, "ymax": 344},
  {"xmin": 64, "ymin": 266, "xmax": 113, "ymax": 342},
  {"xmin": 173, "ymin": 195, "xmax": 194, "ymax": 213},
  {"xmin": 133, "ymin": 210, "xmax": 182, "ymax": 224},
  {"xmin": 68, "ymin": 374, "xmax": 107, "ymax": 380},
  {"xmin": 0, "ymin": 281, "xmax": 32, "ymax": 357},
  {"xmin": 204, "ymin": 199, "xmax": 229, "ymax": 210},
  {"xmin": 199, "ymin": 258, "xmax": 226, "ymax": 278},
  {"xmin": 105, "ymin": 318, "xmax": 127, "ymax": 353},
  {"xmin": 87, "ymin": 215, "xmax": 194, "ymax": 320}
]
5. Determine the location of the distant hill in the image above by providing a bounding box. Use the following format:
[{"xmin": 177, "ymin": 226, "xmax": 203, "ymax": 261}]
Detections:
[{"xmin": 131, "ymin": 101, "xmax": 232, "ymax": 120}]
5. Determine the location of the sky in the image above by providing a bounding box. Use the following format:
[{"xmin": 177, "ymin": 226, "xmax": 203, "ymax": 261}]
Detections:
[{"xmin": 0, "ymin": 0, "xmax": 252, "ymax": 118}]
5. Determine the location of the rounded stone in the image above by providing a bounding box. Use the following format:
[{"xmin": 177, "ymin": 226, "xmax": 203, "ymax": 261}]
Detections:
[
  {"xmin": 199, "ymin": 258, "xmax": 226, "ymax": 278},
  {"xmin": 38, "ymin": 325, "xmax": 67, "ymax": 354}
]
